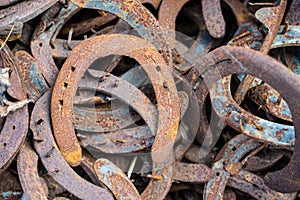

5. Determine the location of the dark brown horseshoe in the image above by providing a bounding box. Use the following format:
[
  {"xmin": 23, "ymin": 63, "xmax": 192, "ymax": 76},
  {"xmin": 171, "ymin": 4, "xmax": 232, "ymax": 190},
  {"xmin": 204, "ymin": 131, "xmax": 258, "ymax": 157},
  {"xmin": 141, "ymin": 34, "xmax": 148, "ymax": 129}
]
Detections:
[
  {"xmin": 30, "ymin": 91, "xmax": 114, "ymax": 199},
  {"xmin": 190, "ymin": 45, "xmax": 300, "ymax": 192},
  {"xmin": 17, "ymin": 142, "xmax": 48, "ymax": 200}
]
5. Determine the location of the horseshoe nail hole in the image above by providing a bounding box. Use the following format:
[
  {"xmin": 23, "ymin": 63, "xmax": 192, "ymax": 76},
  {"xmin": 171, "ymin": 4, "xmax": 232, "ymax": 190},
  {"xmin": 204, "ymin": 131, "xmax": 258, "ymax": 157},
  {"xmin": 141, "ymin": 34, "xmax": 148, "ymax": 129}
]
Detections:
[
  {"xmin": 64, "ymin": 82, "xmax": 68, "ymax": 88},
  {"xmin": 156, "ymin": 66, "xmax": 161, "ymax": 72},
  {"xmin": 71, "ymin": 66, "xmax": 76, "ymax": 72},
  {"xmin": 216, "ymin": 172, "xmax": 220, "ymax": 176},
  {"xmin": 37, "ymin": 119, "xmax": 44, "ymax": 125},
  {"xmin": 39, "ymin": 43, "xmax": 43, "ymax": 47},
  {"xmin": 3, "ymin": 143, "xmax": 7, "ymax": 147},
  {"xmin": 59, "ymin": 100, "xmax": 64, "ymax": 106},
  {"xmin": 232, "ymin": 147, "xmax": 237, "ymax": 151},
  {"xmin": 12, "ymin": 126, "xmax": 15, "ymax": 130},
  {"xmin": 163, "ymin": 82, "xmax": 168, "ymax": 89}
]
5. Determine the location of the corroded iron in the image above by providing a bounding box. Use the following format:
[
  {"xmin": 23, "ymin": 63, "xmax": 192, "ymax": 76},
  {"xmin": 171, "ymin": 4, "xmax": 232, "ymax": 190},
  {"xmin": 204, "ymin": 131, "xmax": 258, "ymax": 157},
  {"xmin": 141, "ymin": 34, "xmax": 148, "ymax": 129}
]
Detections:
[
  {"xmin": 228, "ymin": 170, "xmax": 297, "ymax": 200},
  {"xmin": 30, "ymin": 91, "xmax": 113, "ymax": 199},
  {"xmin": 201, "ymin": 0, "xmax": 225, "ymax": 38},
  {"xmin": 31, "ymin": 2, "xmax": 80, "ymax": 85},
  {"xmin": 0, "ymin": 0, "xmax": 59, "ymax": 40},
  {"xmin": 1, "ymin": 0, "xmax": 300, "ymax": 198},
  {"xmin": 14, "ymin": 51, "xmax": 48, "ymax": 102},
  {"xmin": 204, "ymin": 134, "xmax": 262, "ymax": 200},
  {"xmin": 51, "ymin": 34, "xmax": 180, "ymax": 168},
  {"xmin": 94, "ymin": 158, "xmax": 142, "ymax": 200},
  {"xmin": 17, "ymin": 142, "xmax": 48, "ymax": 200},
  {"xmin": 189, "ymin": 46, "xmax": 300, "ymax": 192},
  {"xmin": 70, "ymin": 0, "xmax": 172, "ymax": 65}
]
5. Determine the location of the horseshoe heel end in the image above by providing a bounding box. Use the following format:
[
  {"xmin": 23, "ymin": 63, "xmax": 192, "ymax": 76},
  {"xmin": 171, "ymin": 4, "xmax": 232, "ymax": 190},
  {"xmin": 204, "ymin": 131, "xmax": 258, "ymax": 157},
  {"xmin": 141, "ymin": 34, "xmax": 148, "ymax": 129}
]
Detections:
[{"xmin": 62, "ymin": 149, "xmax": 82, "ymax": 167}]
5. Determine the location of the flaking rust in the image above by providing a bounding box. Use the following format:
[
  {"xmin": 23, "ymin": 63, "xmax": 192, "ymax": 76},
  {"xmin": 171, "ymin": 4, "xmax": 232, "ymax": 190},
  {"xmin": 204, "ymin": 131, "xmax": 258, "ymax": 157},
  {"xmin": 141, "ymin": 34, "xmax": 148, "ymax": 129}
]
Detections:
[
  {"xmin": 204, "ymin": 134, "xmax": 262, "ymax": 200},
  {"xmin": 233, "ymin": 0, "xmax": 287, "ymax": 104},
  {"xmin": 0, "ymin": 0, "xmax": 59, "ymax": 40},
  {"xmin": 1, "ymin": 0, "xmax": 300, "ymax": 198},
  {"xmin": 31, "ymin": 91, "xmax": 113, "ymax": 199},
  {"xmin": 201, "ymin": 0, "xmax": 225, "ymax": 38},
  {"xmin": 31, "ymin": 2, "xmax": 80, "ymax": 86},
  {"xmin": 77, "ymin": 70, "xmax": 158, "ymax": 135},
  {"xmin": 189, "ymin": 46, "xmax": 300, "ymax": 192},
  {"xmin": 70, "ymin": 0, "xmax": 173, "ymax": 65},
  {"xmin": 94, "ymin": 158, "xmax": 142, "ymax": 200},
  {"xmin": 51, "ymin": 34, "xmax": 180, "ymax": 169},
  {"xmin": 210, "ymin": 75, "xmax": 294, "ymax": 146},
  {"xmin": 0, "ymin": 43, "xmax": 29, "ymax": 174},
  {"xmin": 17, "ymin": 141, "xmax": 48, "ymax": 200},
  {"xmin": 14, "ymin": 51, "xmax": 48, "ymax": 102}
]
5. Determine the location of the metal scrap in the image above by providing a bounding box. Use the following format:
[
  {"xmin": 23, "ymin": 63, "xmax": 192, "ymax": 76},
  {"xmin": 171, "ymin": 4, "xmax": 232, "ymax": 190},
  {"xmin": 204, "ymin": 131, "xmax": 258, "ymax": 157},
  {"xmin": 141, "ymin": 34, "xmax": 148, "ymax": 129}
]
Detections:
[{"xmin": 1, "ymin": 0, "xmax": 300, "ymax": 199}]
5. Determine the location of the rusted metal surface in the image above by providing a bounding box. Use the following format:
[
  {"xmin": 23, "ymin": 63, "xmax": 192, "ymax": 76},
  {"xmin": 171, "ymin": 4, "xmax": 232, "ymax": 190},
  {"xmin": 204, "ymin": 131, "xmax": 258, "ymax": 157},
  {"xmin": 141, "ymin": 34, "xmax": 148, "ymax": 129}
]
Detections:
[
  {"xmin": 158, "ymin": 0, "xmax": 213, "ymax": 73},
  {"xmin": 77, "ymin": 90, "xmax": 188, "ymax": 154},
  {"xmin": 78, "ymin": 125, "xmax": 154, "ymax": 153},
  {"xmin": 0, "ymin": 0, "xmax": 21, "ymax": 7},
  {"xmin": 271, "ymin": 25, "xmax": 300, "ymax": 48},
  {"xmin": 142, "ymin": 0, "xmax": 161, "ymax": 9},
  {"xmin": 70, "ymin": 0, "xmax": 172, "ymax": 65},
  {"xmin": 226, "ymin": 24, "xmax": 300, "ymax": 123},
  {"xmin": 0, "ymin": 191, "xmax": 23, "ymax": 199},
  {"xmin": 201, "ymin": 0, "xmax": 225, "ymax": 38},
  {"xmin": 60, "ymin": 12, "xmax": 117, "ymax": 37},
  {"xmin": 173, "ymin": 162, "xmax": 211, "ymax": 183},
  {"xmin": 72, "ymin": 66, "xmax": 148, "ymax": 131},
  {"xmin": 0, "ymin": 0, "xmax": 58, "ymax": 40},
  {"xmin": 80, "ymin": 153, "xmax": 105, "ymax": 186},
  {"xmin": 77, "ymin": 71, "xmax": 158, "ymax": 135},
  {"xmin": 196, "ymin": 29, "xmax": 293, "ymax": 145},
  {"xmin": 51, "ymin": 34, "xmax": 179, "ymax": 167},
  {"xmin": 248, "ymin": 83, "xmax": 292, "ymax": 122},
  {"xmin": 255, "ymin": 0, "xmax": 287, "ymax": 54},
  {"xmin": 204, "ymin": 134, "xmax": 262, "ymax": 200},
  {"xmin": 94, "ymin": 158, "xmax": 142, "ymax": 200},
  {"xmin": 73, "ymin": 104, "xmax": 141, "ymax": 133},
  {"xmin": 14, "ymin": 51, "xmax": 48, "ymax": 102},
  {"xmin": 0, "ymin": 96, "xmax": 28, "ymax": 173},
  {"xmin": 233, "ymin": 0, "xmax": 287, "ymax": 104},
  {"xmin": 232, "ymin": 25, "xmax": 300, "ymax": 122},
  {"xmin": 228, "ymin": 170, "xmax": 297, "ymax": 200},
  {"xmin": 286, "ymin": 0, "xmax": 300, "ymax": 25},
  {"xmin": 140, "ymin": 165, "xmax": 173, "ymax": 200},
  {"xmin": 244, "ymin": 150, "xmax": 284, "ymax": 171},
  {"xmin": 17, "ymin": 142, "xmax": 48, "ymax": 200},
  {"xmin": 30, "ymin": 91, "xmax": 114, "ymax": 199},
  {"xmin": 158, "ymin": 0, "xmax": 189, "ymax": 42},
  {"xmin": 31, "ymin": 2, "xmax": 80, "ymax": 86},
  {"xmin": 0, "ymin": 41, "xmax": 23, "ymax": 101},
  {"xmin": 227, "ymin": 22, "xmax": 263, "ymax": 50},
  {"xmin": 185, "ymin": 67, "xmax": 216, "ymax": 147},
  {"xmin": 51, "ymin": 38, "xmax": 80, "ymax": 59},
  {"xmin": 2, "ymin": 0, "xmax": 300, "ymax": 198},
  {"xmin": 210, "ymin": 75, "xmax": 294, "ymax": 146},
  {"xmin": 157, "ymin": 0, "xmax": 197, "ymax": 73},
  {"xmin": 189, "ymin": 46, "xmax": 300, "ymax": 192}
]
